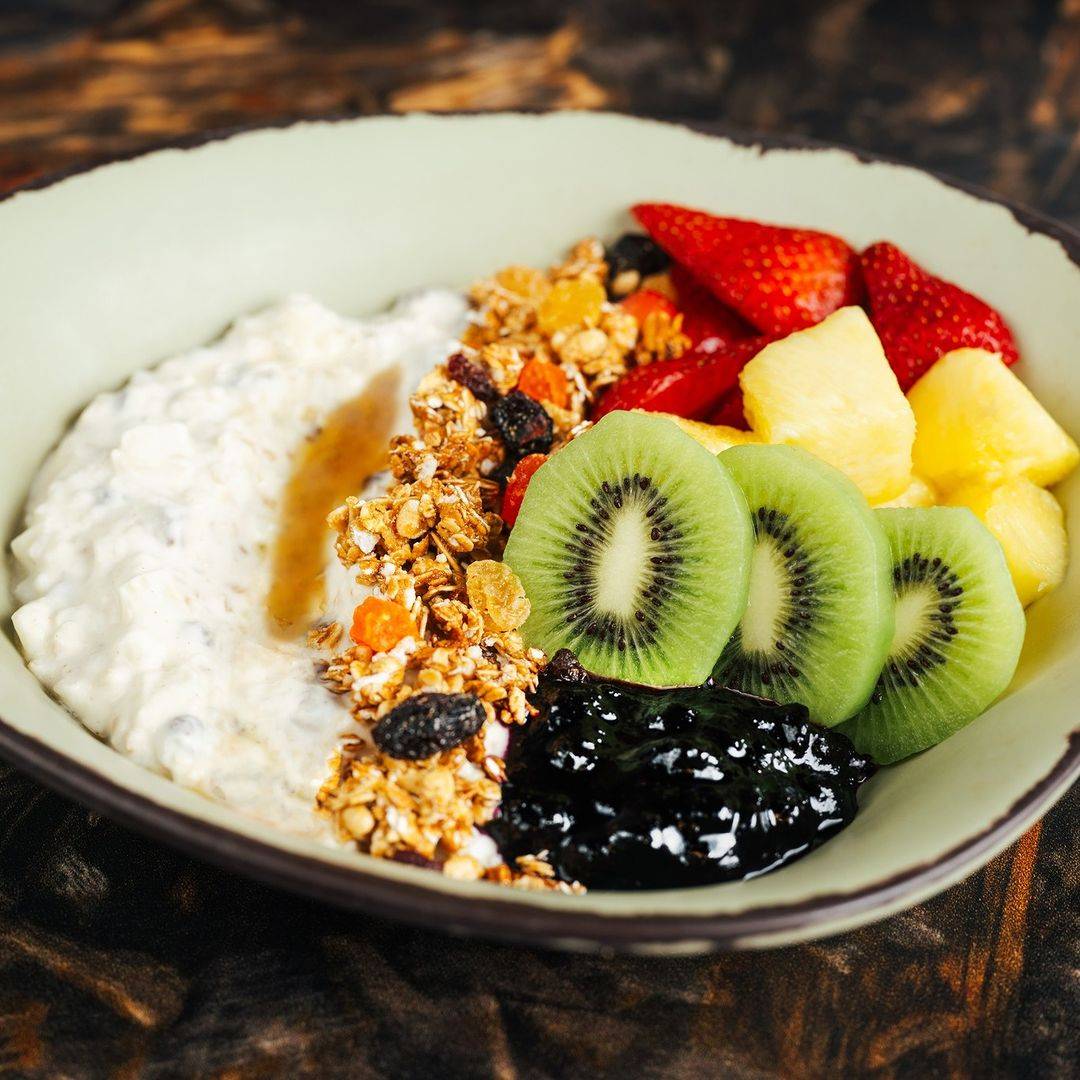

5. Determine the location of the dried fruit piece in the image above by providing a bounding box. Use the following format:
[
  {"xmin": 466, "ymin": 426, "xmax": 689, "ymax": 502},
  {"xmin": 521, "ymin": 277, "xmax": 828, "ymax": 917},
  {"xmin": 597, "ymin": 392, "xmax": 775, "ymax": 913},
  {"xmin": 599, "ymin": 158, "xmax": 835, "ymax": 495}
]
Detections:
[
  {"xmin": 517, "ymin": 358, "xmax": 570, "ymax": 409},
  {"xmin": 501, "ymin": 453, "xmax": 548, "ymax": 527},
  {"xmin": 605, "ymin": 233, "xmax": 670, "ymax": 281},
  {"xmin": 496, "ymin": 265, "xmax": 551, "ymax": 302},
  {"xmin": 372, "ymin": 692, "xmax": 486, "ymax": 760},
  {"xmin": 465, "ymin": 559, "xmax": 531, "ymax": 631},
  {"xmin": 633, "ymin": 203, "xmax": 863, "ymax": 336},
  {"xmin": 447, "ymin": 352, "xmax": 499, "ymax": 405},
  {"xmin": 537, "ymin": 278, "xmax": 606, "ymax": 335},
  {"xmin": 861, "ymin": 241, "xmax": 1019, "ymax": 390},
  {"xmin": 490, "ymin": 390, "xmax": 555, "ymax": 457},
  {"xmin": 619, "ymin": 289, "xmax": 677, "ymax": 325},
  {"xmin": 350, "ymin": 596, "xmax": 418, "ymax": 652}
]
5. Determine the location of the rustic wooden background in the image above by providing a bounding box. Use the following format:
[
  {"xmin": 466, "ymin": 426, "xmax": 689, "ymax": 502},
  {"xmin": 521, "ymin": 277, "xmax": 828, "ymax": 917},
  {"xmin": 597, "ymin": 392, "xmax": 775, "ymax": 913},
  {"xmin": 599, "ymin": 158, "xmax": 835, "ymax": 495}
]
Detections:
[{"xmin": 1, "ymin": 1, "xmax": 1078, "ymax": 1076}]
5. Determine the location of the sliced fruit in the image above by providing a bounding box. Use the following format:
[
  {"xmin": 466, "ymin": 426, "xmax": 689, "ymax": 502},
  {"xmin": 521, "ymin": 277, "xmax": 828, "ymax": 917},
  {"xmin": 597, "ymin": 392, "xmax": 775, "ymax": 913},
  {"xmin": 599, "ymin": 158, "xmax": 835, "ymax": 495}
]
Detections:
[
  {"xmin": 619, "ymin": 289, "xmax": 677, "ymax": 325},
  {"xmin": 948, "ymin": 478, "xmax": 1068, "ymax": 607},
  {"xmin": 838, "ymin": 507, "xmax": 1025, "ymax": 763},
  {"xmin": 501, "ymin": 454, "xmax": 549, "ymax": 528},
  {"xmin": 862, "ymin": 241, "xmax": 1019, "ymax": 389},
  {"xmin": 649, "ymin": 413, "xmax": 760, "ymax": 455},
  {"xmin": 739, "ymin": 306, "xmax": 916, "ymax": 503},
  {"xmin": 669, "ymin": 264, "xmax": 755, "ymax": 348},
  {"xmin": 713, "ymin": 444, "xmax": 894, "ymax": 726},
  {"xmin": 504, "ymin": 411, "xmax": 753, "ymax": 685},
  {"xmin": 593, "ymin": 336, "xmax": 768, "ymax": 421},
  {"xmin": 707, "ymin": 387, "xmax": 750, "ymax": 430},
  {"xmin": 907, "ymin": 347, "xmax": 1080, "ymax": 491},
  {"xmin": 874, "ymin": 474, "xmax": 937, "ymax": 509},
  {"xmin": 632, "ymin": 203, "xmax": 863, "ymax": 336}
]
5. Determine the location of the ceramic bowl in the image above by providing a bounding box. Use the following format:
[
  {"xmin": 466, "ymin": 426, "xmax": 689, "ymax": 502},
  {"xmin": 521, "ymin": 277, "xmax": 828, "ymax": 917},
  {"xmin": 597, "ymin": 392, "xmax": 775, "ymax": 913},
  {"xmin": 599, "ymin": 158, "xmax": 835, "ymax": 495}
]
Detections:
[{"xmin": 1, "ymin": 113, "xmax": 1077, "ymax": 952}]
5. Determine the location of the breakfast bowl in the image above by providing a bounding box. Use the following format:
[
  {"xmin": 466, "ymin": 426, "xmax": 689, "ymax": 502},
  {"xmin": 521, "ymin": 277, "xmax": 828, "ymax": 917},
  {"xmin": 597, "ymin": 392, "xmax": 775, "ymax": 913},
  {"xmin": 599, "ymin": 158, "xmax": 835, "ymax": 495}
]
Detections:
[{"xmin": 1, "ymin": 112, "xmax": 1077, "ymax": 952}]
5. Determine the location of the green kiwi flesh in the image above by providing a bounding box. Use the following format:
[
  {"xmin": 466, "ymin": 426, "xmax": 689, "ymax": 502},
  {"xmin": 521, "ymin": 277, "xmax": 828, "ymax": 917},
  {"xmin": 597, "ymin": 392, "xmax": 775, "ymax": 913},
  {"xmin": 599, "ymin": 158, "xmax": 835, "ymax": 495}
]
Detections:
[
  {"xmin": 503, "ymin": 411, "xmax": 753, "ymax": 685},
  {"xmin": 712, "ymin": 444, "xmax": 894, "ymax": 726},
  {"xmin": 838, "ymin": 507, "xmax": 1025, "ymax": 764}
]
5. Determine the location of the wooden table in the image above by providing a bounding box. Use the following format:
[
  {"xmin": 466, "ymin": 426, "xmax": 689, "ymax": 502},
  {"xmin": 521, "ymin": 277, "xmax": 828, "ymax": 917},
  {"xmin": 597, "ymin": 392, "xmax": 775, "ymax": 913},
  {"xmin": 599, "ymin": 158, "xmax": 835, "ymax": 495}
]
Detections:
[{"xmin": 1, "ymin": 2, "xmax": 1077, "ymax": 1076}]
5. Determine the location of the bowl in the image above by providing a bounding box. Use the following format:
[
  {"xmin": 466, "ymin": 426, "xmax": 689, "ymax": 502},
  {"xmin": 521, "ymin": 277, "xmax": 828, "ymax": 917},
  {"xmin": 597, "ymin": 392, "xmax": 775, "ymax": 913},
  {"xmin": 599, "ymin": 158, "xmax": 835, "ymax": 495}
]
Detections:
[{"xmin": 1, "ymin": 113, "xmax": 1077, "ymax": 952}]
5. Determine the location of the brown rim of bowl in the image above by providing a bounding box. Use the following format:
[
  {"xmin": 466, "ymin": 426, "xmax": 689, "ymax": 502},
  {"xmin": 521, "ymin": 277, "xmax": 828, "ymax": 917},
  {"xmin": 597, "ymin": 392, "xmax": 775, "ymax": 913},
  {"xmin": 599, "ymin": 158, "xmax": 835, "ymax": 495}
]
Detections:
[{"xmin": 1, "ymin": 114, "xmax": 1078, "ymax": 951}]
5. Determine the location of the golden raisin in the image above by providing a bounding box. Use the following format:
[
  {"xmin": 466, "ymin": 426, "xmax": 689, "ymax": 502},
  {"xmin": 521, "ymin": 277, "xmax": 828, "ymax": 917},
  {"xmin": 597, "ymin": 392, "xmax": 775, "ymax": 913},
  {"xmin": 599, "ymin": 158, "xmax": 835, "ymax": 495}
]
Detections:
[
  {"xmin": 350, "ymin": 596, "xmax": 418, "ymax": 652},
  {"xmin": 465, "ymin": 560, "xmax": 531, "ymax": 632},
  {"xmin": 537, "ymin": 278, "xmax": 606, "ymax": 335},
  {"xmin": 495, "ymin": 265, "xmax": 551, "ymax": 302}
]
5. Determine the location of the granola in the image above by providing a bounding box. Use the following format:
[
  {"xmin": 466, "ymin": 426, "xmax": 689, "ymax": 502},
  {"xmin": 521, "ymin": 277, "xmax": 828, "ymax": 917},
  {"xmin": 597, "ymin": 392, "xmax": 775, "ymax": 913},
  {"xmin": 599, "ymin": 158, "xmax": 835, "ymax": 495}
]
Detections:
[{"xmin": 314, "ymin": 236, "xmax": 674, "ymax": 890}]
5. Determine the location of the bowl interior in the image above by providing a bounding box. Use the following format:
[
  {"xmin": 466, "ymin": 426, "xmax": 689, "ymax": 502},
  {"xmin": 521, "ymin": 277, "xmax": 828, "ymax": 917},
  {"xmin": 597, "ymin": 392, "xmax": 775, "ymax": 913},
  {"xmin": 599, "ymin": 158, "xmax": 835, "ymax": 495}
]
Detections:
[{"xmin": 1, "ymin": 114, "xmax": 1077, "ymax": 945}]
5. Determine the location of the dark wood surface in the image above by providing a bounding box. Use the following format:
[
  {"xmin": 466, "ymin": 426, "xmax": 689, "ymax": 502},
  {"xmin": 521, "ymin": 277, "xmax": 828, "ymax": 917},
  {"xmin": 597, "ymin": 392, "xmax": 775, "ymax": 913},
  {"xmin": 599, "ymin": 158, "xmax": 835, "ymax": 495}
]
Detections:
[{"xmin": 1, "ymin": 2, "xmax": 1078, "ymax": 1076}]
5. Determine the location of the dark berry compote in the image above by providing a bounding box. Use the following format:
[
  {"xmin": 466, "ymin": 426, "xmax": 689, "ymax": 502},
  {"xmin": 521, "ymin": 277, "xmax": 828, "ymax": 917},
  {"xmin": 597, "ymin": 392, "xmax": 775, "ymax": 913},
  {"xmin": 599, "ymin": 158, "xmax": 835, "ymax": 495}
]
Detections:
[{"xmin": 486, "ymin": 652, "xmax": 876, "ymax": 890}]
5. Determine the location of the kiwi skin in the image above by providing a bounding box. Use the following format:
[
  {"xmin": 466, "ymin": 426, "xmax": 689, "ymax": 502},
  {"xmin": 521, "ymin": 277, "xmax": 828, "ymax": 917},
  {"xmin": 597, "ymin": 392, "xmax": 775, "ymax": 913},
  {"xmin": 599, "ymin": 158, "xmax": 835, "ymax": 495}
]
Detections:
[
  {"xmin": 838, "ymin": 506, "xmax": 1026, "ymax": 764},
  {"xmin": 503, "ymin": 411, "xmax": 753, "ymax": 687}
]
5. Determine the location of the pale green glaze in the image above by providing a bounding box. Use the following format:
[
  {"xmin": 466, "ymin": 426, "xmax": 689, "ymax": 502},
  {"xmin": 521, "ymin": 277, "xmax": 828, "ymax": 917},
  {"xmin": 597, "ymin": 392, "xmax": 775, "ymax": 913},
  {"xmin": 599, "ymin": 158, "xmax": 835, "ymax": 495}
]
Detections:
[{"xmin": 1, "ymin": 114, "xmax": 1077, "ymax": 951}]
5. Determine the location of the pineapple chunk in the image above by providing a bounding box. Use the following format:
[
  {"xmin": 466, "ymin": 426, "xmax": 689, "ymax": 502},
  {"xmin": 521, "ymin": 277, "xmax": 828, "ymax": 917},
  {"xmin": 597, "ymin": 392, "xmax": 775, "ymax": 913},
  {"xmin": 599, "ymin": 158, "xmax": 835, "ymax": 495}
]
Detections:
[
  {"xmin": 947, "ymin": 478, "xmax": 1068, "ymax": 606},
  {"xmin": 874, "ymin": 473, "xmax": 937, "ymax": 509},
  {"xmin": 652, "ymin": 413, "xmax": 760, "ymax": 455},
  {"xmin": 908, "ymin": 347, "xmax": 1079, "ymax": 493},
  {"xmin": 740, "ymin": 307, "xmax": 915, "ymax": 503}
]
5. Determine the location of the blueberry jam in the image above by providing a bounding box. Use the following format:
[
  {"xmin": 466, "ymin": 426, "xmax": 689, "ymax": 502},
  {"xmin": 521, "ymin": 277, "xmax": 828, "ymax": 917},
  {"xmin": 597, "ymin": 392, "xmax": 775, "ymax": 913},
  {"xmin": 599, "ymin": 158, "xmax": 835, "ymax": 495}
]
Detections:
[{"xmin": 487, "ymin": 653, "xmax": 876, "ymax": 890}]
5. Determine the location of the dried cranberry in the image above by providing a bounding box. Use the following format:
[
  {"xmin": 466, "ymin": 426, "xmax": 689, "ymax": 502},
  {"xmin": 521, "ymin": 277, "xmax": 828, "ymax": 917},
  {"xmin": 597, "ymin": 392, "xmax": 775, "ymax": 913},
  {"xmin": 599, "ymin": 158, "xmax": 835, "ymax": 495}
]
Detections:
[
  {"xmin": 373, "ymin": 692, "xmax": 486, "ymax": 760},
  {"xmin": 447, "ymin": 352, "xmax": 499, "ymax": 404},
  {"xmin": 490, "ymin": 391, "xmax": 554, "ymax": 457}
]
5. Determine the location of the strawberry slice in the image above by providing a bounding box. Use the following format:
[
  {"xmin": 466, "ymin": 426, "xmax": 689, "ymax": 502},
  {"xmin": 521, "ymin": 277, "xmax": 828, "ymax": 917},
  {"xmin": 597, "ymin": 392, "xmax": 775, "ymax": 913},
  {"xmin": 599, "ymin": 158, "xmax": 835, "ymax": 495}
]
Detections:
[
  {"xmin": 707, "ymin": 387, "xmax": 750, "ymax": 430},
  {"xmin": 669, "ymin": 264, "xmax": 755, "ymax": 348},
  {"xmin": 593, "ymin": 336, "xmax": 769, "ymax": 422},
  {"xmin": 861, "ymin": 241, "xmax": 1019, "ymax": 390},
  {"xmin": 500, "ymin": 454, "xmax": 548, "ymax": 527},
  {"xmin": 633, "ymin": 203, "xmax": 863, "ymax": 336}
]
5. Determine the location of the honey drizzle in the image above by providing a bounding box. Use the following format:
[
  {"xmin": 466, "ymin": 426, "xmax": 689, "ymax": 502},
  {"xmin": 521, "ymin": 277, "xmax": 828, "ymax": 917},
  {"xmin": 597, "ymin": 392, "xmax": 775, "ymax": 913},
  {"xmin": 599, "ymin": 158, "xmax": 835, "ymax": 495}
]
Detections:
[{"xmin": 267, "ymin": 366, "xmax": 401, "ymax": 636}]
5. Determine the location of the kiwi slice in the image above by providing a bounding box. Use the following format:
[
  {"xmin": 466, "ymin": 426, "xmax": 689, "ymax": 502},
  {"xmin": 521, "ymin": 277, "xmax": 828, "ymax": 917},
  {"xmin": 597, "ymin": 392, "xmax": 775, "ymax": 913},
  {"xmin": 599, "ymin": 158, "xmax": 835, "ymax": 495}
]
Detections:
[
  {"xmin": 503, "ymin": 411, "xmax": 753, "ymax": 685},
  {"xmin": 712, "ymin": 444, "xmax": 894, "ymax": 726},
  {"xmin": 838, "ymin": 507, "xmax": 1025, "ymax": 764}
]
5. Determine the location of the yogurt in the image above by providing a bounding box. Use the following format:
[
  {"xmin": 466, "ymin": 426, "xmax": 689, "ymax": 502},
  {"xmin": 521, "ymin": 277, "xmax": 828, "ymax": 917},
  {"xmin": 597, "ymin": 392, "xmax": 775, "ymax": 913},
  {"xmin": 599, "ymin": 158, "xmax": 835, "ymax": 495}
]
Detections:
[{"xmin": 11, "ymin": 291, "xmax": 467, "ymax": 837}]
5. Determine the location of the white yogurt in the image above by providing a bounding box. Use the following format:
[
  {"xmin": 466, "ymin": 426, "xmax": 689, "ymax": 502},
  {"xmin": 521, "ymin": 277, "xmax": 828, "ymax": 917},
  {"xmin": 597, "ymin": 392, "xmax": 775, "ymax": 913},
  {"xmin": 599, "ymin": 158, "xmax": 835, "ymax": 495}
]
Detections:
[{"xmin": 11, "ymin": 292, "xmax": 467, "ymax": 837}]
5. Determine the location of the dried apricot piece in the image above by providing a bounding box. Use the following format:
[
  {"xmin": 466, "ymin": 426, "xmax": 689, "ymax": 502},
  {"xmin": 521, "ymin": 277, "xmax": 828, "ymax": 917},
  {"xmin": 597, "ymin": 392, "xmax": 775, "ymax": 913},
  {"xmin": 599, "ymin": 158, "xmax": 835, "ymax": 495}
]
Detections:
[
  {"xmin": 516, "ymin": 358, "xmax": 570, "ymax": 409},
  {"xmin": 537, "ymin": 278, "xmax": 606, "ymax": 335},
  {"xmin": 620, "ymin": 289, "xmax": 678, "ymax": 325},
  {"xmin": 350, "ymin": 596, "xmax": 417, "ymax": 651}
]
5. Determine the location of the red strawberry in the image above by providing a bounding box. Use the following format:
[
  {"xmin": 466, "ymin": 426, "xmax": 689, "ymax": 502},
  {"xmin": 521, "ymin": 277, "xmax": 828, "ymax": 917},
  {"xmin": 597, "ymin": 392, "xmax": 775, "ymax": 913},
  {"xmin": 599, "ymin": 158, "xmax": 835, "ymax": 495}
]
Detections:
[
  {"xmin": 633, "ymin": 203, "xmax": 863, "ymax": 336},
  {"xmin": 593, "ymin": 337, "xmax": 769, "ymax": 422},
  {"xmin": 707, "ymin": 387, "xmax": 750, "ymax": 430},
  {"xmin": 500, "ymin": 454, "xmax": 548, "ymax": 527},
  {"xmin": 861, "ymin": 241, "xmax": 1019, "ymax": 390},
  {"xmin": 669, "ymin": 264, "xmax": 755, "ymax": 348}
]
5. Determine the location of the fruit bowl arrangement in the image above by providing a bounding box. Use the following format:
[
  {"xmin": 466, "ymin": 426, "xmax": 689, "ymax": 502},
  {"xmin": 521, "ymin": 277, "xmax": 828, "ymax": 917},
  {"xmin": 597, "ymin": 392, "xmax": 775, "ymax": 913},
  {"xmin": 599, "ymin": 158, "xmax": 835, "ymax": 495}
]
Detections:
[{"xmin": 479, "ymin": 202, "xmax": 1077, "ymax": 886}]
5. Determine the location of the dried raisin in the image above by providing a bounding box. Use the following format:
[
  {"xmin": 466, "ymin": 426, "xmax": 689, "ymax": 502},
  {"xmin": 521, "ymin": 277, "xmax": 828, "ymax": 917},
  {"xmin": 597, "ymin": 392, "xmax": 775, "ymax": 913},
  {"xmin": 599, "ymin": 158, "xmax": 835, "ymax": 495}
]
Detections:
[
  {"xmin": 373, "ymin": 692, "xmax": 486, "ymax": 760},
  {"xmin": 490, "ymin": 391, "xmax": 554, "ymax": 457}
]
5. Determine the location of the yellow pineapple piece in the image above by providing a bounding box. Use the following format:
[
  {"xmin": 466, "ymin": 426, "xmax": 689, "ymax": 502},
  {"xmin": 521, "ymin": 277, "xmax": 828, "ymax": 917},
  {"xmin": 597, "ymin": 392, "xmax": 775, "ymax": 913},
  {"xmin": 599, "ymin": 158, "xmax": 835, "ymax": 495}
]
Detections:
[
  {"xmin": 537, "ymin": 278, "xmax": 605, "ymax": 335},
  {"xmin": 739, "ymin": 306, "xmax": 915, "ymax": 503},
  {"xmin": 907, "ymin": 348, "xmax": 1079, "ymax": 493},
  {"xmin": 874, "ymin": 473, "xmax": 937, "ymax": 509},
  {"xmin": 948, "ymin": 478, "xmax": 1068, "ymax": 606},
  {"xmin": 650, "ymin": 413, "xmax": 760, "ymax": 455}
]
